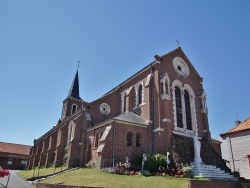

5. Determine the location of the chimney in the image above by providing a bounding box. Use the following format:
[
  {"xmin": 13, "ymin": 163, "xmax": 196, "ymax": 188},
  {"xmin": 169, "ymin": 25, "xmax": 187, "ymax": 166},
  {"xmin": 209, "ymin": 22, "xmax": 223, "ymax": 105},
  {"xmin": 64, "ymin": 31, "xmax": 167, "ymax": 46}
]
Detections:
[{"xmin": 235, "ymin": 120, "xmax": 241, "ymax": 126}]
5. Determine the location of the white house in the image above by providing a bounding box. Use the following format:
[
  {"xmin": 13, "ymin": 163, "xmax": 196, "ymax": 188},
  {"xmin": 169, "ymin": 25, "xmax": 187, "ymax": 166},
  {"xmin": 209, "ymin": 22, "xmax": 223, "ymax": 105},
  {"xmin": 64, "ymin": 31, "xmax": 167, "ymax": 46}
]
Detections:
[{"xmin": 219, "ymin": 117, "xmax": 250, "ymax": 179}]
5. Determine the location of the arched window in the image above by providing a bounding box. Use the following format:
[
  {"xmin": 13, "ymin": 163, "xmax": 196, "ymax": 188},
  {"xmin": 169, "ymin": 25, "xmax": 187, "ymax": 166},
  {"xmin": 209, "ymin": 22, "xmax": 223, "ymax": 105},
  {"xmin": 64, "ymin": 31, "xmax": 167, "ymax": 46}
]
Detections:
[
  {"xmin": 127, "ymin": 132, "xmax": 132, "ymax": 146},
  {"xmin": 94, "ymin": 133, "xmax": 103, "ymax": 148},
  {"xmin": 175, "ymin": 86, "xmax": 183, "ymax": 128},
  {"xmin": 138, "ymin": 84, "xmax": 143, "ymax": 105},
  {"xmin": 123, "ymin": 94, "xmax": 127, "ymax": 112},
  {"xmin": 184, "ymin": 90, "xmax": 192, "ymax": 130},
  {"xmin": 173, "ymin": 80, "xmax": 196, "ymax": 133},
  {"xmin": 71, "ymin": 104, "xmax": 77, "ymax": 114},
  {"xmin": 95, "ymin": 134, "xmax": 99, "ymax": 148},
  {"xmin": 136, "ymin": 134, "xmax": 141, "ymax": 147},
  {"xmin": 165, "ymin": 82, "xmax": 169, "ymax": 95}
]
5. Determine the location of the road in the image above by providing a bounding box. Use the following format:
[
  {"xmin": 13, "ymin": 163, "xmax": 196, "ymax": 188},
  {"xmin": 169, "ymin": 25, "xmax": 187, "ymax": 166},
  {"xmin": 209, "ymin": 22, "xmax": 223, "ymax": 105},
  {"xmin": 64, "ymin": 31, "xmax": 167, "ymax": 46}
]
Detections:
[{"xmin": 0, "ymin": 170, "xmax": 35, "ymax": 188}]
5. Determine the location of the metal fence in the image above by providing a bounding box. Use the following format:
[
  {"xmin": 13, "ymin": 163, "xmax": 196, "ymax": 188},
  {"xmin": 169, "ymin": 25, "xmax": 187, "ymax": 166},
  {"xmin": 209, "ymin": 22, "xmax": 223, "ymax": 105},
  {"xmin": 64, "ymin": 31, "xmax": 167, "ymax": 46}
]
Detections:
[{"xmin": 31, "ymin": 157, "xmax": 79, "ymax": 180}]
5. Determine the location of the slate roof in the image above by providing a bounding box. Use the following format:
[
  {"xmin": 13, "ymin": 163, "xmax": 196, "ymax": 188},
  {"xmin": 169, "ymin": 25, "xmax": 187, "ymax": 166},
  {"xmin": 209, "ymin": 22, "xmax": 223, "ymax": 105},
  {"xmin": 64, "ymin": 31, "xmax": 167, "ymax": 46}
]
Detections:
[
  {"xmin": 68, "ymin": 70, "xmax": 82, "ymax": 100},
  {"xmin": 220, "ymin": 117, "xmax": 250, "ymax": 137},
  {"xmin": 114, "ymin": 111, "xmax": 148, "ymax": 126},
  {"xmin": 0, "ymin": 142, "xmax": 31, "ymax": 156}
]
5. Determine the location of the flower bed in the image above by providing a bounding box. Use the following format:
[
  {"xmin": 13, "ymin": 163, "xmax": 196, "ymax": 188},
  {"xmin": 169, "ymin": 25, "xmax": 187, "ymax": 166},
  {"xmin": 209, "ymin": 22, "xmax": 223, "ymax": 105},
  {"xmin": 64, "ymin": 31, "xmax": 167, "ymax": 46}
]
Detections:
[
  {"xmin": 0, "ymin": 169, "xmax": 10, "ymax": 178},
  {"xmin": 101, "ymin": 164, "xmax": 190, "ymax": 178},
  {"xmin": 101, "ymin": 154, "xmax": 193, "ymax": 179}
]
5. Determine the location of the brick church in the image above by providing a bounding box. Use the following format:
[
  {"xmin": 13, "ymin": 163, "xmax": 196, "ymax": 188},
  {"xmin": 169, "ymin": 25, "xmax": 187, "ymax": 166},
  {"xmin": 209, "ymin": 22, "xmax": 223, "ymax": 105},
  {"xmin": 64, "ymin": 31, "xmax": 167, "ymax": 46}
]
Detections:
[{"xmin": 26, "ymin": 47, "xmax": 220, "ymax": 170}]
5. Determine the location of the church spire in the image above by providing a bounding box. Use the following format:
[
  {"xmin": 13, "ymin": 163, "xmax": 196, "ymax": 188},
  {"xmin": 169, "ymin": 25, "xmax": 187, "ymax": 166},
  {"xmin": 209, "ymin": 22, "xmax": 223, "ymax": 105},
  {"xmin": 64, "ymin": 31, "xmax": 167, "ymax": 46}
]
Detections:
[{"xmin": 68, "ymin": 70, "xmax": 82, "ymax": 100}]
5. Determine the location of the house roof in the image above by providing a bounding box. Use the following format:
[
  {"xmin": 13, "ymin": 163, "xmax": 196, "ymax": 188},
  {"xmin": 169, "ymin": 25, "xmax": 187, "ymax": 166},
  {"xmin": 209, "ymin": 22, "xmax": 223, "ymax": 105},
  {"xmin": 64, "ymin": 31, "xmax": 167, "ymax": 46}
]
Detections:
[
  {"xmin": 0, "ymin": 142, "xmax": 32, "ymax": 156},
  {"xmin": 220, "ymin": 117, "xmax": 250, "ymax": 137}
]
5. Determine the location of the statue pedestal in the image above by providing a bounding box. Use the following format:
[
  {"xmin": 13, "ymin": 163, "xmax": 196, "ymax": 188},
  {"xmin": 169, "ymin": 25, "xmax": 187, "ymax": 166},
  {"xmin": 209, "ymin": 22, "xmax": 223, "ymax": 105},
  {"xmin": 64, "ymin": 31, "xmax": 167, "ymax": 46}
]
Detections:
[{"xmin": 193, "ymin": 157, "xmax": 202, "ymax": 164}]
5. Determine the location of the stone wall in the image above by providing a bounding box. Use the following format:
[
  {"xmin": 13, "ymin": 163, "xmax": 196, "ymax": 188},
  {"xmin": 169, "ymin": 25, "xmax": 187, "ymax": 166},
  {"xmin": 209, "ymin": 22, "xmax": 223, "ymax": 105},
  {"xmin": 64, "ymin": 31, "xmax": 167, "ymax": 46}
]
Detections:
[
  {"xmin": 170, "ymin": 134, "xmax": 232, "ymax": 176},
  {"xmin": 200, "ymin": 138, "xmax": 232, "ymax": 174},
  {"xmin": 170, "ymin": 134, "xmax": 194, "ymax": 165},
  {"xmin": 36, "ymin": 180, "xmax": 244, "ymax": 188}
]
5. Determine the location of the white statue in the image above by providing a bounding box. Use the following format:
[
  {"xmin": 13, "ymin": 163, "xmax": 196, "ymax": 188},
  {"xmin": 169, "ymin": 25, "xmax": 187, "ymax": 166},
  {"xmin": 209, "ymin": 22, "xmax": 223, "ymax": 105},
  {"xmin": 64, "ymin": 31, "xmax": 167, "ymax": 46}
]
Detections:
[
  {"xmin": 199, "ymin": 90, "xmax": 208, "ymax": 112},
  {"xmin": 193, "ymin": 135, "xmax": 202, "ymax": 164}
]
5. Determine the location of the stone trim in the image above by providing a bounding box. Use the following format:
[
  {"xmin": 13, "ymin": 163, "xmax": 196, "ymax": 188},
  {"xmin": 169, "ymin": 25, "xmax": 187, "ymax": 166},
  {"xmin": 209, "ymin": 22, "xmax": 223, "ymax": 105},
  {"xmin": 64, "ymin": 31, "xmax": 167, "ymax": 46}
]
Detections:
[
  {"xmin": 172, "ymin": 80, "xmax": 197, "ymax": 133},
  {"xmin": 162, "ymin": 118, "xmax": 171, "ymax": 123}
]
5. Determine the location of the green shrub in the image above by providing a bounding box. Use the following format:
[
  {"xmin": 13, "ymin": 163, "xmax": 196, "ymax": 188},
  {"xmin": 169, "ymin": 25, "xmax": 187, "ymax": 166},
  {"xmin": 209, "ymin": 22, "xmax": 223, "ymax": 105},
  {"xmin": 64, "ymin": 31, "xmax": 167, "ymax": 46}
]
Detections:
[{"xmin": 149, "ymin": 154, "xmax": 166, "ymax": 171}]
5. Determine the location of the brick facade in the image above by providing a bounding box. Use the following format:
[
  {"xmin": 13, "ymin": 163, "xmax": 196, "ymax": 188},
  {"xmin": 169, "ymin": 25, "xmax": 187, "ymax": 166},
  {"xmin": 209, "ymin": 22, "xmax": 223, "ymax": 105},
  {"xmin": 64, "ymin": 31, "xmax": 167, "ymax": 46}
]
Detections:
[
  {"xmin": 26, "ymin": 47, "xmax": 219, "ymax": 170},
  {"xmin": 0, "ymin": 142, "xmax": 31, "ymax": 170}
]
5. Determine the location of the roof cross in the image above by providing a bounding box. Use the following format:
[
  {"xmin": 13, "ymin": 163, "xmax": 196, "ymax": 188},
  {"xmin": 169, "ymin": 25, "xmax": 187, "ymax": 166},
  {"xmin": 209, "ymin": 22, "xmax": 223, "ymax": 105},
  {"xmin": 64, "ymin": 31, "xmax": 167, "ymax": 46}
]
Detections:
[
  {"xmin": 77, "ymin": 61, "xmax": 80, "ymax": 70},
  {"xmin": 176, "ymin": 39, "xmax": 180, "ymax": 47}
]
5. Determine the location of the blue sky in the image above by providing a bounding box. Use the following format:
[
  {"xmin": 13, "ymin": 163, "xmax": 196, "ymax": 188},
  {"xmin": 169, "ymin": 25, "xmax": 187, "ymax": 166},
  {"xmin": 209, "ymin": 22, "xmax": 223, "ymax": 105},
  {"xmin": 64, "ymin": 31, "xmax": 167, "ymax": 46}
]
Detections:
[{"xmin": 1, "ymin": 1, "xmax": 250, "ymax": 146}]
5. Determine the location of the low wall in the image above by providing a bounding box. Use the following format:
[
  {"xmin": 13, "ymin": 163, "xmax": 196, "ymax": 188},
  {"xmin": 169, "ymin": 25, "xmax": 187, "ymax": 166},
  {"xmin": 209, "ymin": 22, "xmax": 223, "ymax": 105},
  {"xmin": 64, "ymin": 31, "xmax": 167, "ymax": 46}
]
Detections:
[
  {"xmin": 186, "ymin": 180, "xmax": 241, "ymax": 188},
  {"xmin": 35, "ymin": 183, "xmax": 108, "ymax": 188},
  {"xmin": 37, "ymin": 180, "xmax": 245, "ymax": 188},
  {"xmin": 240, "ymin": 180, "xmax": 250, "ymax": 188}
]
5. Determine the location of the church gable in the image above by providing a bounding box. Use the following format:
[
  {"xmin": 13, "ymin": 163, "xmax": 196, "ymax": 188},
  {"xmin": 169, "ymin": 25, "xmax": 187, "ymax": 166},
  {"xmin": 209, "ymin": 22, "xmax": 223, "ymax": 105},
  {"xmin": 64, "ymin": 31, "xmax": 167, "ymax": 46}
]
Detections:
[{"xmin": 160, "ymin": 47, "xmax": 202, "ymax": 81}]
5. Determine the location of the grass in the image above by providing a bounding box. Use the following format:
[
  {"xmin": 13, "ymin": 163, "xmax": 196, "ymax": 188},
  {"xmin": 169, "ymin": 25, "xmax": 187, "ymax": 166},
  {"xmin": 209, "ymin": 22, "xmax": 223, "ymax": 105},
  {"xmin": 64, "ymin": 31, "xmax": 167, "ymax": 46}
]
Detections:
[
  {"xmin": 19, "ymin": 166, "xmax": 68, "ymax": 179},
  {"xmin": 19, "ymin": 168, "xmax": 188, "ymax": 188}
]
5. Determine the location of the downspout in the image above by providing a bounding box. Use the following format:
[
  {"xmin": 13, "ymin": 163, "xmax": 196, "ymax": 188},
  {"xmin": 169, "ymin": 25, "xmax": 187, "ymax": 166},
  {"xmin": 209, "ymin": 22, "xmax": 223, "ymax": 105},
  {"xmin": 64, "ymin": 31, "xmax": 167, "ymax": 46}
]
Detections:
[
  {"xmin": 112, "ymin": 124, "xmax": 115, "ymax": 167},
  {"xmin": 151, "ymin": 65, "xmax": 155, "ymax": 154},
  {"xmin": 228, "ymin": 137, "xmax": 235, "ymax": 172},
  {"xmin": 112, "ymin": 86, "xmax": 121, "ymax": 167}
]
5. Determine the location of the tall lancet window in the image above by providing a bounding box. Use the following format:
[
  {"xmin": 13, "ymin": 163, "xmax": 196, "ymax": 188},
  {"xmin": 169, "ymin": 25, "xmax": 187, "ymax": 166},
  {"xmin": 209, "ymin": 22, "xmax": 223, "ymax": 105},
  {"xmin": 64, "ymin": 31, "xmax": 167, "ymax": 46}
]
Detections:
[
  {"xmin": 184, "ymin": 90, "xmax": 192, "ymax": 130},
  {"xmin": 123, "ymin": 94, "xmax": 127, "ymax": 112},
  {"xmin": 175, "ymin": 86, "xmax": 183, "ymax": 128},
  {"xmin": 136, "ymin": 133, "xmax": 141, "ymax": 147},
  {"xmin": 121, "ymin": 91, "xmax": 128, "ymax": 113},
  {"xmin": 127, "ymin": 132, "xmax": 132, "ymax": 146},
  {"xmin": 138, "ymin": 84, "xmax": 143, "ymax": 105}
]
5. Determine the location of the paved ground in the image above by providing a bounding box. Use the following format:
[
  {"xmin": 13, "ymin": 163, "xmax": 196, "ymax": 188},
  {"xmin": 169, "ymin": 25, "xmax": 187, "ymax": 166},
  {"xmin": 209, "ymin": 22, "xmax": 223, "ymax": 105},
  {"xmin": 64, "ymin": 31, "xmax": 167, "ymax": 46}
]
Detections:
[{"xmin": 0, "ymin": 170, "xmax": 35, "ymax": 188}]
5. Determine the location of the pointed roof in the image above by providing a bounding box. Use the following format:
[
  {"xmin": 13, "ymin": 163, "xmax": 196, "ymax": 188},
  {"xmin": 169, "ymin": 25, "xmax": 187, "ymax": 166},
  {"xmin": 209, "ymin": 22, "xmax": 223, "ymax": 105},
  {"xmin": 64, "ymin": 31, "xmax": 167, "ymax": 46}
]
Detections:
[
  {"xmin": 67, "ymin": 71, "xmax": 82, "ymax": 100},
  {"xmin": 220, "ymin": 117, "xmax": 250, "ymax": 137}
]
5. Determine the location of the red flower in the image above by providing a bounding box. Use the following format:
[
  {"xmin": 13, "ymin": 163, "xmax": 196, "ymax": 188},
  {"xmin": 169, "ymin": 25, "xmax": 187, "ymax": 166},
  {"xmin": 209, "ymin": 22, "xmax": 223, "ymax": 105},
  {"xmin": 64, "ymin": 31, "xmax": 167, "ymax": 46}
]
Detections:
[{"xmin": 0, "ymin": 169, "xmax": 10, "ymax": 178}]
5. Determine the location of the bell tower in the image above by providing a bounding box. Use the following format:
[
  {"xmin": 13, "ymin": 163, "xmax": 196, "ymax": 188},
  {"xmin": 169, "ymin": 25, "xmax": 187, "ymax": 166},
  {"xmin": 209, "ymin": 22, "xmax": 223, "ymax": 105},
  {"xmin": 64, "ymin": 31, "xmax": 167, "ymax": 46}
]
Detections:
[{"xmin": 61, "ymin": 70, "xmax": 83, "ymax": 120}]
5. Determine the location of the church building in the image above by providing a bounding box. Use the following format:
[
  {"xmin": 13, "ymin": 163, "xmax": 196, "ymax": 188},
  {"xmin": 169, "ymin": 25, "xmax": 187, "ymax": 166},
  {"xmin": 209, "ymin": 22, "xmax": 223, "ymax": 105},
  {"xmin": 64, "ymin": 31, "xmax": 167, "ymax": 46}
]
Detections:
[{"xmin": 26, "ymin": 47, "xmax": 219, "ymax": 170}]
